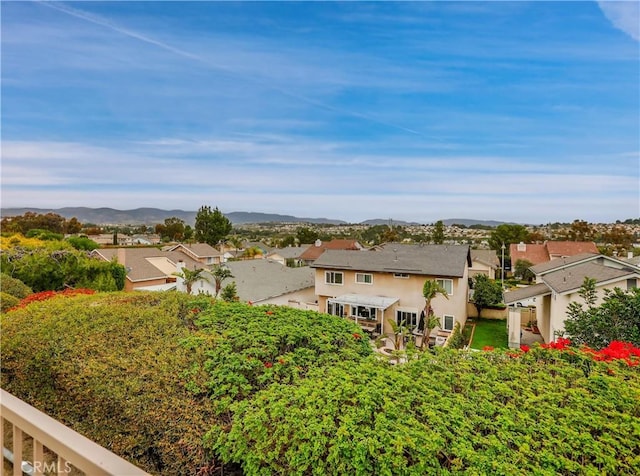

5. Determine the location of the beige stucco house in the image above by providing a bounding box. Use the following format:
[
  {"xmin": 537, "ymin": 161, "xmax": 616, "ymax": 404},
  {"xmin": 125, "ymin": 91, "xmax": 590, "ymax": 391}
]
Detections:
[
  {"xmin": 311, "ymin": 243, "xmax": 472, "ymax": 340},
  {"xmin": 91, "ymin": 247, "xmax": 202, "ymax": 291},
  {"xmin": 167, "ymin": 243, "xmax": 223, "ymax": 266},
  {"xmin": 505, "ymin": 253, "xmax": 640, "ymax": 344},
  {"xmin": 469, "ymin": 249, "xmax": 500, "ymax": 279}
]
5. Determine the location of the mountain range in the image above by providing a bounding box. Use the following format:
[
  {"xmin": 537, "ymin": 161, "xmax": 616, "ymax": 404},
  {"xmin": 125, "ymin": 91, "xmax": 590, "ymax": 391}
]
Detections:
[{"xmin": 0, "ymin": 207, "xmax": 506, "ymax": 227}]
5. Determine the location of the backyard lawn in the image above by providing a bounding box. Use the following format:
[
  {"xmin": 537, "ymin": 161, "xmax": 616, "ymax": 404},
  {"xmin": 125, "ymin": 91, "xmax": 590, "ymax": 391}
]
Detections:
[{"xmin": 468, "ymin": 318, "xmax": 508, "ymax": 349}]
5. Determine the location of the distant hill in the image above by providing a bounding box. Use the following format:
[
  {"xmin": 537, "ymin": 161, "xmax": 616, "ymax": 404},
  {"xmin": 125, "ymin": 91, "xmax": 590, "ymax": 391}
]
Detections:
[
  {"xmin": 360, "ymin": 219, "xmax": 421, "ymax": 226},
  {"xmin": 441, "ymin": 218, "xmax": 509, "ymax": 227},
  {"xmin": 0, "ymin": 207, "xmax": 346, "ymax": 226}
]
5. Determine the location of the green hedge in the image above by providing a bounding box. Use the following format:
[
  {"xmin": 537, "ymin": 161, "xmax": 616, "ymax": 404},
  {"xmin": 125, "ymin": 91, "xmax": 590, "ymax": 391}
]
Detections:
[
  {"xmin": 0, "ymin": 273, "xmax": 33, "ymax": 299},
  {"xmin": 3, "ymin": 293, "xmax": 639, "ymax": 475},
  {"xmin": 213, "ymin": 348, "xmax": 640, "ymax": 475}
]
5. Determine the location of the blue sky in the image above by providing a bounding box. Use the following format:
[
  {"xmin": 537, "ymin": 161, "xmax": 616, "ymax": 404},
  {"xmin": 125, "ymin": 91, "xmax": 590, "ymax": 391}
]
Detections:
[{"xmin": 1, "ymin": 1, "xmax": 638, "ymax": 224}]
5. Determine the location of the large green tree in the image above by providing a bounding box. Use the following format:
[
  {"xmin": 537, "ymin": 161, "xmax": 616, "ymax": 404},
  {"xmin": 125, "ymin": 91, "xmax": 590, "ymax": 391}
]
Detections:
[
  {"xmin": 564, "ymin": 278, "xmax": 640, "ymax": 348},
  {"xmin": 156, "ymin": 217, "xmax": 186, "ymax": 241},
  {"xmin": 194, "ymin": 206, "xmax": 232, "ymax": 247},
  {"xmin": 487, "ymin": 223, "xmax": 529, "ymax": 254},
  {"xmin": 471, "ymin": 274, "xmax": 503, "ymax": 318}
]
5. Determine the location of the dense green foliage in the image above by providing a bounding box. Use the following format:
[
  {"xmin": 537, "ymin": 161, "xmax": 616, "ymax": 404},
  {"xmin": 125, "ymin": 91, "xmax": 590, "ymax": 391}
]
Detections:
[
  {"xmin": 0, "ymin": 292, "xmax": 19, "ymax": 312},
  {"xmin": 565, "ymin": 278, "xmax": 640, "ymax": 348},
  {"xmin": 513, "ymin": 259, "xmax": 535, "ymax": 282},
  {"xmin": 487, "ymin": 224, "xmax": 530, "ymax": 254},
  {"xmin": 1, "ymin": 292, "xmax": 217, "ymax": 475},
  {"xmin": 471, "ymin": 274, "xmax": 504, "ymax": 317},
  {"xmin": 195, "ymin": 205, "xmax": 232, "ymax": 247},
  {"xmin": 213, "ymin": 347, "xmax": 640, "ymax": 475},
  {"xmin": 2, "ymin": 293, "xmax": 639, "ymax": 476},
  {"xmin": 0, "ymin": 245, "xmax": 125, "ymax": 292},
  {"xmin": 0, "ymin": 273, "xmax": 33, "ymax": 299},
  {"xmin": 65, "ymin": 235, "xmax": 99, "ymax": 251}
]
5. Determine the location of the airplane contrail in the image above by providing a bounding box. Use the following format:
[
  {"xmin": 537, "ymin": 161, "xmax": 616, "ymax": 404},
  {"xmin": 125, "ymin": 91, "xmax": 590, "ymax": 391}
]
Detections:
[{"xmin": 37, "ymin": 0, "xmax": 433, "ymax": 138}]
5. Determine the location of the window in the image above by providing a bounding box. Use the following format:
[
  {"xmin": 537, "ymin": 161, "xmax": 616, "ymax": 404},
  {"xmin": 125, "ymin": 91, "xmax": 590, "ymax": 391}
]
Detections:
[
  {"xmin": 351, "ymin": 305, "xmax": 377, "ymax": 321},
  {"xmin": 327, "ymin": 301, "xmax": 344, "ymax": 317},
  {"xmin": 355, "ymin": 273, "xmax": 373, "ymax": 284},
  {"xmin": 393, "ymin": 273, "xmax": 409, "ymax": 279},
  {"xmin": 442, "ymin": 314, "xmax": 455, "ymax": 331},
  {"xmin": 396, "ymin": 310, "xmax": 419, "ymax": 329},
  {"xmin": 436, "ymin": 278, "xmax": 453, "ymax": 295},
  {"xmin": 325, "ymin": 271, "xmax": 343, "ymax": 285}
]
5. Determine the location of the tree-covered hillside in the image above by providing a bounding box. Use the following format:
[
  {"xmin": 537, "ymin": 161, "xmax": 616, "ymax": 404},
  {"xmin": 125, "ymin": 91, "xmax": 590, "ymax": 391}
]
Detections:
[{"xmin": 2, "ymin": 293, "xmax": 639, "ymax": 475}]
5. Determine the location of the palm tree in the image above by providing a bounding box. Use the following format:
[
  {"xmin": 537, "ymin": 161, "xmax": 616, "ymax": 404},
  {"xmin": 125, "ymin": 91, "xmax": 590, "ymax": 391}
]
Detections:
[
  {"xmin": 420, "ymin": 279, "xmax": 449, "ymax": 350},
  {"xmin": 211, "ymin": 265, "xmax": 234, "ymax": 297},
  {"xmin": 173, "ymin": 267, "xmax": 208, "ymax": 295}
]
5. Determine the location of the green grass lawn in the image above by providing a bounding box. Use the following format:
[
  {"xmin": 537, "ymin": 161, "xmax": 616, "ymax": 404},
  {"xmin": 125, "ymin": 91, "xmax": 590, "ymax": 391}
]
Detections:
[{"xmin": 469, "ymin": 318, "xmax": 508, "ymax": 349}]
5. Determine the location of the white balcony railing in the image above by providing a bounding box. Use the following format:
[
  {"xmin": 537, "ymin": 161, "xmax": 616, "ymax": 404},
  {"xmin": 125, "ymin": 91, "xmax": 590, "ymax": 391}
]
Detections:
[{"xmin": 1, "ymin": 388, "xmax": 149, "ymax": 476}]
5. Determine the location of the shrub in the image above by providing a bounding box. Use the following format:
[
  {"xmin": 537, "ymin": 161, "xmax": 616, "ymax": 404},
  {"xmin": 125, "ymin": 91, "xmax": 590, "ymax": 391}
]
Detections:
[
  {"xmin": 0, "ymin": 292, "xmax": 19, "ymax": 312},
  {"xmin": 0, "ymin": 273, "xmax": 33, "ymax": 299},
  {"xmin": 1, "ymin": 292, "xmax": 218, "ymax": 475},
  {"xmin": 213, "ymin": 346, "xmax": 640, "ymax": 475}
]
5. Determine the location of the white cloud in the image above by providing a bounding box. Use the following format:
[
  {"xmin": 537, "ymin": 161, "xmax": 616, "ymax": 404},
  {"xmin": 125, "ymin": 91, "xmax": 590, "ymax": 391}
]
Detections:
[{"xmin": 598, "ymin": 1, "xmax": 640, "ymax": 41}]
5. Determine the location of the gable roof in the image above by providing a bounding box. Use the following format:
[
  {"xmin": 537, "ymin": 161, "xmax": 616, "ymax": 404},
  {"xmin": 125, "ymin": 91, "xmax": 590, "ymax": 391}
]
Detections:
[
  {"xmin": 167, "ymin": 243, "xmax": 222, "ymax": 258},
  {"xmin": 541, "ymin": 261, "xmax": 637, "ymax": 294},
  {"xmin": 504, "ymin": 283, "xmax": 551, "ymax": 304},
  {"xmin": 267, "ymin": 246, "xmax": 307, "ymax": 260},
  {"xmin": 311, "ymin": 244, "xmax": 471, "ymax": 278},
  {"xmin": 510, "ymin": 241, "xmax": 599, "ymax": 266},
  {"xmin": 300, "ymin": 239, "xmax": 362, "ymax": 261},
  {"xmin": 93, "ymin": 248, "xmax": 202, "ymax": 282},
  {"xmin": 470, "ymin": 249, "xmax": 500, "ymax": 268},
  {"xmin": 545, "ymin": 241, "xmax": 598, "ymax": 256},
  {"xmin": 505, "ymin": 253, "xmax": 640, "ymax": 301},
  {"xmin": 530, "ymin": 252, "xmax": 600, "ymax": 275},
  {"xmin": 216, "ymin": 259, "xmax": 314, "ymax": 303}
]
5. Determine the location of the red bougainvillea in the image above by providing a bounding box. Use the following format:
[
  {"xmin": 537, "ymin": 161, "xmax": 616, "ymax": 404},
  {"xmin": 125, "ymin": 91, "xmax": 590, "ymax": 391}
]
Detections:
[
  {"xmin": 488, "ymin": 337, "xmax": 640, "ymax": 367},
  {"xmin": 9, "ymin": 288, "xmax": 95, "ymax": 311}
]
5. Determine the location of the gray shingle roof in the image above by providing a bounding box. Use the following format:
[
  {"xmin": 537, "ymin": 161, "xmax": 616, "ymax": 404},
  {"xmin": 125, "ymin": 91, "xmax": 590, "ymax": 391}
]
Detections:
[
  {"xmin": 470, "ymin": 249, "xmax": 500, "ymax": 268},
  {"xmin": 504, "ymin": 283, "xmax": 551, "ymax": 304},
  {"xmin": 94, "ymin": 248, "xmax": 202, "ymax": 282},
  {"xmin": 529, "ymin": 253, "xmax": 599, "ymax": 274},
  {"xmin": 311, "ymin": 244, "xmax": 471, "ymax": 278},
  {"xmin": 218, "ymin": 260, "xmax": 314, "ymax": 302},
  {"xmin": 541, "ymin": 261, "xmax": 637, "ymax": 294},
  {"xmin": 268, "ymin": 247, "xmax": 307, "ymax": 259}
]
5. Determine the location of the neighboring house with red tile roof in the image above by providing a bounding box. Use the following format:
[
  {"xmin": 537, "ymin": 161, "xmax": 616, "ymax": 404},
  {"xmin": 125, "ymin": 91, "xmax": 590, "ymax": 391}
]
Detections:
[
  {"xmin": 509, "ymin": 241, "xmax": 598, "ymax": 267},
  {"xmin": 300, "ymin": 239, "xmax": 363, "ymax": 264},
  {"xmin": 504, "ymin": 253, "xmax": 640, "ymax": 344}
]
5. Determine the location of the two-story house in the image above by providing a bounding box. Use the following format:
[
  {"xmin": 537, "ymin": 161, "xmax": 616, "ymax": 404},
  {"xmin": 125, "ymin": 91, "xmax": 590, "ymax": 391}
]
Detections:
[
  {"xmin": 505, "ymin": 253, "xmax": 640, "ymax": 343},
  {"xmin": 311, "ymin": 244, "xmax": 472, "ymax": 339}
]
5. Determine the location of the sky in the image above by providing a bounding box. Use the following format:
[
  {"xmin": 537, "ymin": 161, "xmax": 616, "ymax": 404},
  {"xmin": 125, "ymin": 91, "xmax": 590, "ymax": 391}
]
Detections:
[{"xmin": 1, "ymin": 1, "xmax": 639, "ymax": 224}]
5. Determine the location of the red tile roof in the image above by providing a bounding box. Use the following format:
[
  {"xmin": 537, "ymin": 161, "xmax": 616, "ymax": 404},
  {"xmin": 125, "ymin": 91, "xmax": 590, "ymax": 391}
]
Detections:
[
  {"xmin": 509, "ymin": 241, "xmax": 598, "ymax": 266},
  {"xmin": 300, "ymin": 239, "xmax": 362, "ymax": 261}
]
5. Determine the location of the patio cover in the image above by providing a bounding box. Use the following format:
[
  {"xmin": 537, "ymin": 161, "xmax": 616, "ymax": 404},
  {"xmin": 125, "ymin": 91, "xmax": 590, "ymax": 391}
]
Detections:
[{"xmin": 328, "ymin": 294, "xmax": 399, "ymax": 309}]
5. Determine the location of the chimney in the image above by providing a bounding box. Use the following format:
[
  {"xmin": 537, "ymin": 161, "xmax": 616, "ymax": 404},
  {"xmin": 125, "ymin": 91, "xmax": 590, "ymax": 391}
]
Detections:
[
  {"xmin": 628, "ymin": 251, "xmax": 634, "ymax": 259},
  {"xmin": 314, "ymin": 239, "xmax": 322, "ymax": 247},
  {"xmin": 517, "ymin": 242, "xmax": 526, "ymax": 252},
  {"xmin": 117, "ymin": 248, "xmax": 126, "ymax": 266}
]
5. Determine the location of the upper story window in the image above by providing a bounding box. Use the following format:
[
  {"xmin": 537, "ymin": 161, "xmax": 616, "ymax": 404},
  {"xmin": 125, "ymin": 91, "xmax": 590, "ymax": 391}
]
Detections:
[
  {"xmin": 355, "ymin": 273, "xmax": 373, "ymax": 284},
  {"xmin": 436, "ymin": 278, "xmax": 453, "ymax": 295},
  {"xmin": 325, "ymin": 271, "xmax": 344, "ymax": 285},
  {"xmin": 393, "ymin": 273, "xmax": 409, "ymax": 279}
]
